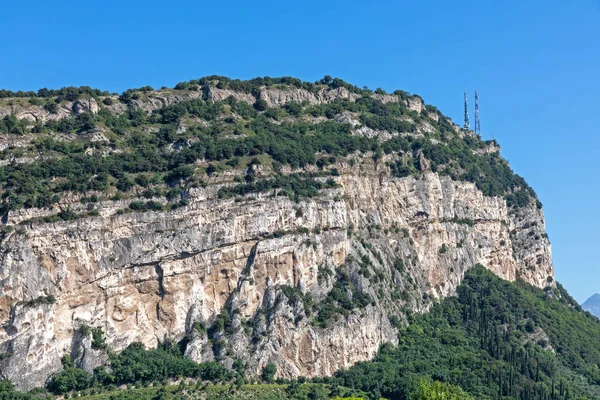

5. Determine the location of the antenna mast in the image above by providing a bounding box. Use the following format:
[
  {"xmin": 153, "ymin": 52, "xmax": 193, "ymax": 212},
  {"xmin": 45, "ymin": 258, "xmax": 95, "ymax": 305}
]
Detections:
[
  {"xmin": 474, "ymin": 90, "xmax": 481, "ymax": 136},
  {"xmin": 463, "ymin": 92, "xmax": 470, "ymax": 130}
]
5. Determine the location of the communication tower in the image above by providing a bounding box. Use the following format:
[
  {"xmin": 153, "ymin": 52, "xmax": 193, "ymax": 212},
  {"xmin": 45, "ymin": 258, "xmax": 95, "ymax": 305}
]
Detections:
[
  {"xmin": 474, "ymin": 90, "xmax": 481, "ymax": 136},
  {"xmin": 463, "ymin": 92, "xmax": 470, "ymax": 130}
]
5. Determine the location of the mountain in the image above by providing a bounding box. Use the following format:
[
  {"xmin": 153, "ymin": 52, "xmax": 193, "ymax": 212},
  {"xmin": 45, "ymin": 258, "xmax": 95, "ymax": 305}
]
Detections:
[
  {"xmin": 0, "ymin": 76, "xmax": 554, "ymax": 392},
  {"xmin": 583, "ymin": 294, "xmax": 600, "ymax": 317}
]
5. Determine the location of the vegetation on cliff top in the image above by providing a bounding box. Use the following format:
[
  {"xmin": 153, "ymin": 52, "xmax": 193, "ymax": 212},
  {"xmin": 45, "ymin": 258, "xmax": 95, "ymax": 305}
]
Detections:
[{"xmin": 0, "ymin": 76, "xmax": 538, "ymax": 218}]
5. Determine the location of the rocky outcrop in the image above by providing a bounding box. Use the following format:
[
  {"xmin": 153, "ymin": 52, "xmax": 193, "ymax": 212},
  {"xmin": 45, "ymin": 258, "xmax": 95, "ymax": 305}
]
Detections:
[
  {"xmin": 0, "ymin": 102, "xmax": 72, "ymax": 123},
  {"xmin": 372, "ymin": 93, "xmax": 400, "ymax": 104},
  {"xmin": 260, "ymin": 87, "xmax": 359, "ymax": 107},
  {"xmin": 129, "ymin": 91, "xmax": 203, "ymax": 114},
  {"xmin": 407, "ymin": 96, "xmax": 424, "ymax": 113},
  {"xmin": 0, "ymin": 90, "xmax": 203, "ymax": 124},
  {"xmin": 0, "ymin": 161, "xmax": 553, "ymax": 390},
  {"xmin": 473, "ymin": 141, "xmax": 501, "ymax": 155},
  {"xmin": 0, "ymin": 97, "xmax": 97, "ymax": 123},
  {"xmin": 207, "ymin": 87, "xmax": 255, "ymax": 104},
  {"xmin": 206, "ymin": 86, "xmax": 362, "ymax": 108},
  {"xmin": 72, "ymin": 97, "xmax": 99, "ymax": 115},
  {"xmin": 0, "ymin": 87, "xmax": 426, "ymax": 128}
]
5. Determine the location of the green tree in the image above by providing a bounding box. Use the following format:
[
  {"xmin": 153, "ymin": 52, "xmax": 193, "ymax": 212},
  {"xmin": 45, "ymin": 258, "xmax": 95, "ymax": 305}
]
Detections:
[
  {"xmin": 44, "ymin": 102, "xmax": 58, "ymax": 114},
  {"xmin": 47, "ymin": 367, "xmax": 92, "ymax": 394},
  {"xmin": 153, "ymin": 387, "xmax": 168, "ymax": 400},
  {"xmin": 308, "ymin": 385, "xmax": 329, "ymax": 400},
  {"xmin": 412, "ymin": 379, "xmax": 474, "ymax": 400},
  {"xmin": 261, "ymin": 363, "xmax": 277, "ymax": 383},
  {"xmin": 253, "ymin": 98, "xmax": 268, "ymax": 111}
]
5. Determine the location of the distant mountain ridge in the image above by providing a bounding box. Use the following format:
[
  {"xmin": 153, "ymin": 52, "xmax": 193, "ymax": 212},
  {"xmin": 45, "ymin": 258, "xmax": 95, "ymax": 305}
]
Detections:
[{"xmin": 582, "ymin": 293, "xmax": 600, "ymax": 317}]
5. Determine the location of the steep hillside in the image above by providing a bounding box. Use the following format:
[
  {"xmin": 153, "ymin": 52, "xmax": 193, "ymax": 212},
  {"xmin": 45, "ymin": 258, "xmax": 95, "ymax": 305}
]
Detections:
[
  {"xmin": 583, "ymin": 294, "xmax": 600, "ymax": 318},
  {"xmin": 2, "ymin": 267, "xmax": 595, "ymax": 400},
  {"xmin": 334, "ymin": 266, "xmax": 600, "ymax": 400},
  {"xmin": 0, "ymin": 76, "xmax": 553, "ymax": 390}
]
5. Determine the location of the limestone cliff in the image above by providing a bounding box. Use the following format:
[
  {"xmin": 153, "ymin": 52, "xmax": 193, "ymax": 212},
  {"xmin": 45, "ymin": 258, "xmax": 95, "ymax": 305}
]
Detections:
[{"xmin": 0, "ymin": 77, "xmax": 554, "ymax": 390}]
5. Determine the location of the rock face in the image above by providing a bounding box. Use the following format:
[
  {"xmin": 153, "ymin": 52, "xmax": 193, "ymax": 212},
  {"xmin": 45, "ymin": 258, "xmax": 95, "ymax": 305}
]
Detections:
[
  {"xmin": 0, "ymin": 91, "xmax": 202, "ymax": 123},
  {"xmin": 0, "ymin": 102, "xmax": 72, "ymax": 123},
  {"xmin": 0, "ymin": 163, "xmax": 553, "ymax": 389},
  {"xmin": 207, "ymin": 87, "xmax": 255, "ymax": 104},
  {"xmin": 130, "ymin": 91, "xmax": 203, "ymax": 114},
  {"xmin": 582, "ymin": 294, "xmax": 600, "ymax": 318},
  {"xmin": 72, "ymin": 97, "xmax": 99, "ymax": 115},
  {"xmin": 0, "ymin": 86, "xmax": 423, "ymax": 124},
  {"xmin": 260, "ymin": 87, "xmax": 359, "ymax": 107}
]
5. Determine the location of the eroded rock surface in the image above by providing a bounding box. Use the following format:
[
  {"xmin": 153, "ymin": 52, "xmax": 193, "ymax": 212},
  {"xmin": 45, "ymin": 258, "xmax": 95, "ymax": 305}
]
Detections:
[{"xmin": 0, "ymin": 164, "xmax": 553, "ymax": 389}]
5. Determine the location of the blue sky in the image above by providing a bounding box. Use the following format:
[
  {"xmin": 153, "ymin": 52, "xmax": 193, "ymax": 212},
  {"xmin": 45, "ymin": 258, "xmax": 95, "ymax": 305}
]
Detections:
[{"xmin": 1, "ymin": 0, "xmax": 599, "ymax": 302}]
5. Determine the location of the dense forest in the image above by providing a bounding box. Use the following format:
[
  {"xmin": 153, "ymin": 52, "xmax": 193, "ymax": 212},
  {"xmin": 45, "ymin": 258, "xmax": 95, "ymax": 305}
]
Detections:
[
  {"xmin": 331, "ymin": 266, "xmax": 600, "ymax": 400},
  {"xmin": 1, "ymin": 267, "xmax": 598, "ymax": 400}
]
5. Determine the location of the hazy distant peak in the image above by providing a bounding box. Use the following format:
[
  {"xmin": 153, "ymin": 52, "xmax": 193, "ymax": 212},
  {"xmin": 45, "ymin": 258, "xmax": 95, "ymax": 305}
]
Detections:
[{"xmin": 582, "ymin": 293, "xmax": 600, "ymax": 317}]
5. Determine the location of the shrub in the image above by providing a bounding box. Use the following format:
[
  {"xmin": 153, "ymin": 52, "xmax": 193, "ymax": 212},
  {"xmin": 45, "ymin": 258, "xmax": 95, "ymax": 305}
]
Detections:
[
  {"xmin": 91, "ymin": 327, "xmax": 107, "ymax": 349},
  {"xmin": 261, "ymin": 363, "xmax": 277, "ymax": 383},
  {"xmin": 44, "ymin": 102, "xmax": 58, "ymax": 114},
  {"xmin": 47, "ymin": 367, "xmax": 92, "ymax": 394},
  {"xmin": 253, "ymin": 98, "xmax": 268, "ymax": 111}
]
